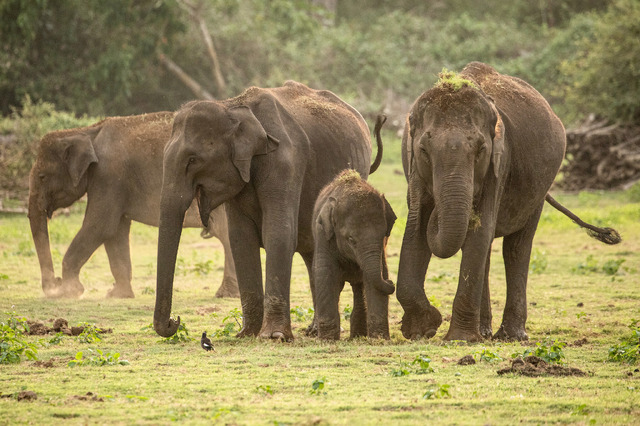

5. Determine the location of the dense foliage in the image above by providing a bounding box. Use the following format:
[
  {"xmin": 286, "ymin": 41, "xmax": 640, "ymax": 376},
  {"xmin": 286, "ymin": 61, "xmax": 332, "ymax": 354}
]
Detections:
[{"xmin": 2, "ymin": 0, "xmax": 637, "ymax": 126}]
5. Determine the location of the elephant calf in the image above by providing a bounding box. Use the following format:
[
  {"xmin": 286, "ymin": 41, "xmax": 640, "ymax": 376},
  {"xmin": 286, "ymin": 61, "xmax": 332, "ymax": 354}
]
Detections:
[
  {"xmin": 312, "ymin": 170, "xmax": 397, "ymax": 340},
  {"xmin": 28, "ymin": 112, "xmax": 237, "ymax": 299}
]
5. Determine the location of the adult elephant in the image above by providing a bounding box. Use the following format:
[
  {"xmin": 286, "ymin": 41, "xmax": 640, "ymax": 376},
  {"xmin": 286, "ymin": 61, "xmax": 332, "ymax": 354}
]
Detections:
[
  {"xmin": 28, "ymin": 112, "xmax": 238, "ymax": 299},
  {"xmin": 397, "ymin": 62, "xmax": 620, "ymax": 342},
  {"xmin": 154, "ymin": 81, "xmax": 375, "ymax": 340}
]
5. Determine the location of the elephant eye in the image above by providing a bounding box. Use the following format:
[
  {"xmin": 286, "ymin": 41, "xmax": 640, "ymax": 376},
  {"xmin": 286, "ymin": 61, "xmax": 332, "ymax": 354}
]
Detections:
[
  {"xmin": 39, "ymin": 173, "xmax": 46, "ymax": 181},
  {"xmin": 347, "ymin": 236, "xmax": 356, "ymax": 246}
]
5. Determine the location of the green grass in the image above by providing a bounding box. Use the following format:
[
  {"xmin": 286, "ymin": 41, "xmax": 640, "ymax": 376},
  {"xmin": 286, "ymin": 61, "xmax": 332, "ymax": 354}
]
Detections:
[{"xmin": 1, "ymin": 136, "xmax": 639, "ymax": 424}]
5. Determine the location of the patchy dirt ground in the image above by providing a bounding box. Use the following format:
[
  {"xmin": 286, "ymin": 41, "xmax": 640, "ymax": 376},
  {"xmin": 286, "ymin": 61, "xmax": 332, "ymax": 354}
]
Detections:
[
  {"xmin": 26, "ymin": 318, "xmax": 112, "ymax": 336},
  {"xmin": 497, "ymin": 356, "xmax": 587, "ymax": 377}
]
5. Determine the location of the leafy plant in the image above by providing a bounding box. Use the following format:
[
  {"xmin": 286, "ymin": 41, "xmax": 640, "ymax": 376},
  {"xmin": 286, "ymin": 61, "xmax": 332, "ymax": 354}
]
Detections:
[
  {"xmin": 290, "ymin": 306, "xmax": 314, "ymax": 322},
  {"xmin": 423, "ymin": 384, "xmax": 451, "ymax": 400},
  {"xmin": 412, "ymin": 354, "xmax": 435, "ymax": 374},
  {"xmin": 572, "ymin": 255, "xmax": 599, "ymax": 274},
  {"xmin": 608, "ymin": 319, "xmax": 639, "ymax": 364},
  {"xmin": 160, "ymin": 322, "xmax": 193, "ymax": 344},
  {"xmin": 342, "ymin": 305, "xmax": 352, "ymax": 321},
  {"xmin": 390, "ymin": 363, "xmax": 411, "ymax": 377},
  {"xmin": 68, "ymin": 349, "xmax": 130, "ymax": 367},
  {"xmin": 514, "ymin": 338, "xmax": 567, "ymax": 364},
  {"xmin": 47, "ymin": 332, "xmax": 64, "ymax": 345},
  {"xmin": 602, "ymin": 259, "xmax": 625, "ymax": 276},
  {"xmin": 475, "ymin": 348, "xmax": 503, "ymax": 363},
  {"xmin": 193, "ymin": 260, "xmax": 214, "ymax": 276},
  {"xmin": 0, "ymin": 312, "xmax": 38, "ymax": 364},
  {"xmin": 141, "ymin": 286, "xmax": 155, "ymax": 295},
  {"xmin": 76, "ymin": 323, "xmax": 103, "ymax": 344},
  {"xmin": 310, "ymin": 377, "xmax": 327, "ymax": 395},
  {"xmin": 212, "ymin": 308, "xmax": 243, "ymax": 338}
]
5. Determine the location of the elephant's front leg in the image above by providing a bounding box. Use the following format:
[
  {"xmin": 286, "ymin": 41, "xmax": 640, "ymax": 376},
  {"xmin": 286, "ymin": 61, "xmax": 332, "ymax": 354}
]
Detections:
[
  {"xmin": 445, "ymin": 230, "xmax": 494, "ymax": 342},
  {"xmin": 227, "ymin": 205, "xmax": 264, "ymax": 337},
  {"xmin": 494, "ymin": 204, "xmax": 543, "ymax": 341},
  {"xmin": 397, "ymin": 198, "xmax": 441, "ymax": 340},
  {"xmin": 259, "ymin": 207, "xmax": 298, "ymax": 341},
  {"xmin": 349, "ymin": 281, "xmax": 367, "ymax": 338},
  {"xmin": 480, "ymin": 249, "xmax": 493, "ymax": 339},
  {"xmin": 104, "ymin": 217, "xmax": 135, "ymax": 298},
  {"xmin": 314, "ymin": 246, "xmax": 344, "ymax": 340}
]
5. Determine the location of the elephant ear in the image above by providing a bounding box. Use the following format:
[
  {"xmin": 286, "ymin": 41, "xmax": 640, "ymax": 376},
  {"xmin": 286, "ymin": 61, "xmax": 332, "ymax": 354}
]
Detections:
[
  {"xmin": 382, "ymin": 195, "xmax": 397, "ymax": 237},
  {"xmin": 489, "ymin": 103, "xmax": 506, "ymax": 179},
  {"xmin": 228, "ymin": 105, "xmax": 280, "ymax": 183},
  {"xmin": 317, "ymin": 197, "xmax": 336, "ymax": 241},
  {"xmin": 61, "ymin": 130, "xmax": 99, "ymax": 188}
]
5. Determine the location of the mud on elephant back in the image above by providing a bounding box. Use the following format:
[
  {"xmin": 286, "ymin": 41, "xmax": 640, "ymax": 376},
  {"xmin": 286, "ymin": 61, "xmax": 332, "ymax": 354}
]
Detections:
[
  {"xmin": 153, "ymin": 81, "xmax": 376, "ymax": 341},
  {"xmin": 396, "ymin": 62, "xmax": 621, "ymax": 342},
  {"xmin": 28, "ymin": 112, "xmax": 238, "ymax": 299}
]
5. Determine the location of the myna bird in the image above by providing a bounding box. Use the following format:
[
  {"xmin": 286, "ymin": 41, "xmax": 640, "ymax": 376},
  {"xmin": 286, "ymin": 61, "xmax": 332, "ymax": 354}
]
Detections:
[{"xmin": 201, "ymin": 332, "xmax": 214, "ymax": 351}]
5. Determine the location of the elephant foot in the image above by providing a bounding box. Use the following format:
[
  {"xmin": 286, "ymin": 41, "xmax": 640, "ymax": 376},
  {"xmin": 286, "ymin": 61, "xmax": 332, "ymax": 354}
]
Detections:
[
  {"xmin": 106, "ymin": 283, "xmax": 135, "ymax": 299},
  {"xmin": 480, "ymin": 324, "xmax": 493, "ymax": 340},
  {"xmin": 236, "ymin": 325, "xmax": 260, "ymax": 338},
  {"xmin": 400, "ymin": 304, "xmax": 442, "ymax": 340},
  {"xmin": 259, "ymin": 321, "xmax": 293, "ymax": 342},
  {"xmin": 214, "ymin": 278, "xmax": 240, "ymax": 298},
  {"xmin": 444, "ymin": 326, "xmax": 483, "ymax": 342},
  {"xmin": 304, "ymin": 317, "xmax": 318, "ymax": 337},
  {"xmin": 44, "ymin": 277, "xmax": 84, "ymax": 299},
  {"xmin": 493, "ymin": 324, "xmax": 528, "ymax": 341}
]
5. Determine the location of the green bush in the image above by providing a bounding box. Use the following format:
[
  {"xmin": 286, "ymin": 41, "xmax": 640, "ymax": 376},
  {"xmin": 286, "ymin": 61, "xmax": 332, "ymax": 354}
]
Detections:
[
  {"xmin": 0, "ymin": 312, "xmax": 38, "ymax": 364},
  {"xmin": 608, "ymin": 319, "xmax": 639, "ymax": 364}
]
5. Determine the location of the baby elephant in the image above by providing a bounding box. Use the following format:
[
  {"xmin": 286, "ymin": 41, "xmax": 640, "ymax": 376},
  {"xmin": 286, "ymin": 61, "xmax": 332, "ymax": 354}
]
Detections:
[{"xmin": 312, "ymin": 170, "xmax": 397, "ymax": 340}]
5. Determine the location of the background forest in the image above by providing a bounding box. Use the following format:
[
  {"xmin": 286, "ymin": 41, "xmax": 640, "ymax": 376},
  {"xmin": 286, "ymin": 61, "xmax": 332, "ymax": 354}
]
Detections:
[{"xmin": 1, "ymin": 0, "xmax": 639, "ymax": 197}]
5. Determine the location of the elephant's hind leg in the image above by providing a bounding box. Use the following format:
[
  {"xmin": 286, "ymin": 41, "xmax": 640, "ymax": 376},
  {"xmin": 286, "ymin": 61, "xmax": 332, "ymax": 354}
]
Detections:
[
  {"xmin": 494, "ymin": 204, "xmax": 544, "ymax": 341},
  {"xmin": 104, "ymin": 217, "xmax": 134, "ymax": 298}
]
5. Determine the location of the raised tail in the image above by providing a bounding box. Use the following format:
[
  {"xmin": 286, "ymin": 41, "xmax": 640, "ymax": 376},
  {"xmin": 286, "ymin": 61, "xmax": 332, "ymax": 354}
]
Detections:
[
  {"xmin": 545, "ymin": 193, "xmax": 622, "ymax": 244},
  {"xmin": 369, "ymin": 114, "xmax": 387, "ymax": 174}
]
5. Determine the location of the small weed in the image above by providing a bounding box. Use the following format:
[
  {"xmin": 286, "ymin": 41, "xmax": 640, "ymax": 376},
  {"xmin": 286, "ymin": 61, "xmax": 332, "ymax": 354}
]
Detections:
[
  {"xmin": 290, "ymin": 306, "xmax": 314, "ymax": 322},
  {"xmin": 412, "ymin": 354, "xmax": 435, "ymax": 373},
  {"xmin": 390, "ymin": 363, "xmax": 411, "ymax": 377},
  {"xmin": 529, "ymin": 249, "xmax": 548, "ymax": 274},
  {"xmin": 48, "ymin": 332, "xmax": 64, "ymax": 345},
  {"xmin": 160, "ymin": 322, "xmax": 193, "ymax": 344},
  {"xmin": 475, "ymin": 348, "xmax": 503, "ymax": 363},
  {"xmin": 428, "ymin": 272, "xmax": 454, "ymax": 283},
  {"xmin": 310, "ymin": 377, "xmax": 327, "ymax": 395},
  {"xmin": 576, "ymin": 311, "xmax": 587, "ymax": 320},
  {"xmin": 602, "ymin": 259, "xmax": 625, "ymax": 276},
  {"xmin": 342, "ymin": 305, "xmax": 352, "ymax": 321},
  {"xmin": 193, "ymin": 260, "xmax": 214, "ymax": 276},
  {"xmin": 423, "ymin": 384, "xmax": 451, "ymax": 400},
  {"xmin": 514, "ymin": 338, "xmax": 566, "ymax": 364},
  {"xmin": 68, "ymin": 349, "xmax": 129, "ymax": 367},
  {"xmin": 572, "ymin": 255, "xmax": 599, "ymax": 274},
  {"xmin": 256, "ymin": 385, "xmax": 274, "ymax": 395},
  {"xmin": 0, "ymin": 312, "xmax": 38, "ymax": 364},
  {"xmin": 608, "ymin": 319, "xmax": 639, "ymax": 364},
  {"xmin": 141, "ymin": 286, "xmax": 155, "ymax": 295},
  {"xmin": 212, "ymin": 308, "xmax": 243, "ymax": 338},
  {"xmin": 76, "ymin": 323, "xmax": 103, "ymax": 344}
]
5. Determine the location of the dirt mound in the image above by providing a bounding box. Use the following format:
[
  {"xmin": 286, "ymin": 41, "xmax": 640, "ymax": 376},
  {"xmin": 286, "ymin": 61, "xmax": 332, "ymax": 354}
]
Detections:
[
  {"xmin": 26, "ymin": 318, "xmax": 112, "ymax": 336},
  {"xmin": 71, "ymin": 392, "xmax": 104, "ymax": 402},
  {"xmin": 497, "ymin": 356, "xmax": 587, "ymax": 377},
  {"xmin": 32, "ymin": 359, "xmax": 55, "ymax": 368},
  {"xmin": 457, "ymin": 355, "xmax": 476, "ymax": 365},
  {"xmin": 2, "ymin": 391, "xmax": 38, "ymax": 401}
]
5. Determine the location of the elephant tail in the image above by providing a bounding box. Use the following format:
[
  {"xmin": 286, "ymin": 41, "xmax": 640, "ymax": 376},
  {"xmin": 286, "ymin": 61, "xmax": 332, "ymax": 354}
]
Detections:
[
  {"xmin": 369, "ymin": 114, "xmax": 387, "ymax": 174},
  {"xmin": 545, "ymin": 193, "xmax": 622, "ymax": 244}
]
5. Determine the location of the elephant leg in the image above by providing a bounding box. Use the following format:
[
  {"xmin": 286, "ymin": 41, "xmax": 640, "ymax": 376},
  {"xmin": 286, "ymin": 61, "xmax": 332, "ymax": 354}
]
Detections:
[
  {"xmin": 313, "ymin": 241, "xmax": 343, "ymax": 340},
  {"xmin": 445, "ymin": 229, "xmax": 494, "ymax": 342},
  {"xmin": 480, "ymin": 248, "xmax": 493, "ymax": 339},
  {"xmin": 227, "ymin": 205, "xmax": 264, "ymax": 338},
  {"xmin": 104, "ymin": 217, "xmax": 135, "ymax": 298},
  {"xmin": 209, "ymin": 205, "xmax": 239, "ymax": 299},
  {"xmin": 300, "ymin": 252, "xmax": 318, "ymax": 336},
  {"xmin": 494, "ymin": 204, "xmax": 543, "ymax": 341},
  {"xmin": 364, "ymin": 281, "xmax": 390, "ymax": 339},
  {"xmin": 350, "ymin": 281, "xmax": 367, "ymax": 338},
  {"xmin": 259, "ymin": 206, "xmax": 297, "ymax": 341},
  {"xmin": 397, "ymin": 198, "xmax": 441, "ymax": 340}
]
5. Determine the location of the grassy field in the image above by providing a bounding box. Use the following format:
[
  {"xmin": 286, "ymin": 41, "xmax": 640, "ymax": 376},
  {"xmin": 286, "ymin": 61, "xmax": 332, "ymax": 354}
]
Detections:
[{"xmin": 1, "ymin": 134, "xmax": 639, "ymax": 424}]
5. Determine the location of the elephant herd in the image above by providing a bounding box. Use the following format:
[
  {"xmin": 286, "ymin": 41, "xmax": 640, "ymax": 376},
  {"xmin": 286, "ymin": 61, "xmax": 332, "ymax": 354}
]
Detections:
[{"xmin": 27, "ymin": 62, "xmax": 620, "ymax": 343}]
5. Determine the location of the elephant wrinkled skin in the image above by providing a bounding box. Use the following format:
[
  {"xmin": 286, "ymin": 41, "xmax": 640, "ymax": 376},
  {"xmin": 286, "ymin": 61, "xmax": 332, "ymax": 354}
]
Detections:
[
  {"xmin": 28, "ymin": 112, "xmax": 238, "ymax": 299},
  {"xmin": 312, "ymin": 169, "xmax": 396, "ymax": 340},
  {"xmin": 397, "ymin": 62, "xmax": 620, "ymax": 342},
  {"xmin": 154, "ymin": 81, "xmax": 373, "ymax": 341}
]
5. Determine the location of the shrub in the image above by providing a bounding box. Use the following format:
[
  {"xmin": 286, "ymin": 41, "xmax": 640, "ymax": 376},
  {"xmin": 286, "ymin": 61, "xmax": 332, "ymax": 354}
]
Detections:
[
  {"xmin": 0, "ymin": 312, "xmax": 38, "ymax": 364},
  {"xmin": 514, "ymin": 338, "xmax": 567, "ymax": 364},
  {"xmin": 608, "ymin": 319, "xmax": 639, "ymax": 364},
  {"xmin": 68, "ymin": 349, "xmax": 130, "ymax": 367}
]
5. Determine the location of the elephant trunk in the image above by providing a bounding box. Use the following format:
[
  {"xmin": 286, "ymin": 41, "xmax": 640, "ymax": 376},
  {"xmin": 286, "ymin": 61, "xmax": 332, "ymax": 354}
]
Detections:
[
  {"xmin": 427, "ymin": 174, "xmax": 473, "ymax": 259},
  {"xmin": 27, "ymin": 178, "xmax": 56, "ymax": 296},
  {"xmin": 153, "ymin": 191, "xmax": 190, "ymax": 337},
  {"xmin": 360, "ymin": 246, "xmax": 395, "ymax": 295}
]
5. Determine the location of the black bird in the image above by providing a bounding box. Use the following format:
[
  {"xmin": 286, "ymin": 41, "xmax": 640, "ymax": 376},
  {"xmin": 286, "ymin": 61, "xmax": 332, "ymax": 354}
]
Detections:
[{"xmin": 200, "ymin": 332, "xmax": 214, "ymax": 351}]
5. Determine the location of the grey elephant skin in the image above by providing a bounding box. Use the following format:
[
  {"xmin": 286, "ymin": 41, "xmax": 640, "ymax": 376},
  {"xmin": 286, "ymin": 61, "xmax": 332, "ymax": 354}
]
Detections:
[
  {"xmin": 397, "ymin": 62, "xmax": 620, "ymax": 342},
  {"xmin": 154, "ymin": 81, "xmax": 373, "ymax": 341},
  {"xmin": 312, "ymin": 170, "xmax": 396, "ymax": 340},
  {"xmin": 28, "ymin": 112, "xmax": 238, "ymax": 299}
]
